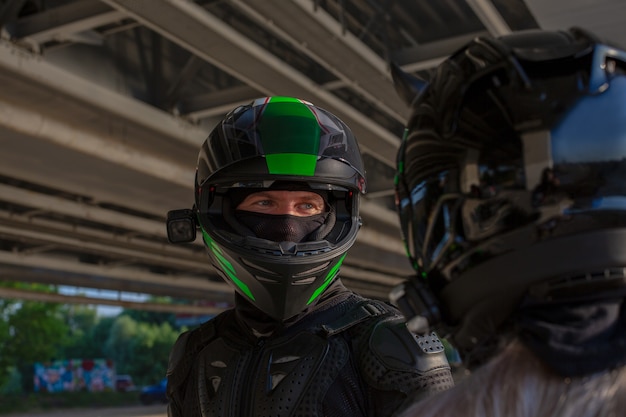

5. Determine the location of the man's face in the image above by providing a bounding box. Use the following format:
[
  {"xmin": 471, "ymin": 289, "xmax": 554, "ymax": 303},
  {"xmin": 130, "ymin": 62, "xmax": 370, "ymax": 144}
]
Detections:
[{"xmin": 236, "ymin": 190, "xmax": 326, "ymax": 217}]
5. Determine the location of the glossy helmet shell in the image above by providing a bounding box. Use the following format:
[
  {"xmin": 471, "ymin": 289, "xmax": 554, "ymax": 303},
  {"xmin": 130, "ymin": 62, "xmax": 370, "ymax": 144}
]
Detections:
[
  {"xmin": 394, "ymin": 28, "xmax": 626, "ymax": 357},
  {"xmin": 196, "ymin": 97, "xmax": 366, "ymax": 320}
]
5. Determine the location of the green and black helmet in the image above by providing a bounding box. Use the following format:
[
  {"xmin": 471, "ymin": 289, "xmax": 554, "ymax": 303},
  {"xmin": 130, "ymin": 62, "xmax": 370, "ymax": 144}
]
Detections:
[{"xmin": 195, "ymin": 96, "xmax": 366, "ymax": 320}]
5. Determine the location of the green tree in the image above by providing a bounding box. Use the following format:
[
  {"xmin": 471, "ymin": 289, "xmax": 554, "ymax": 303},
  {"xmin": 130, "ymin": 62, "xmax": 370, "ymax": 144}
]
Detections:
[
  {"xmin": 104, "ymin": 314, "xmax": 179, "ymax": 386},
  {"xmin": 121, "ymin": 297, "xmax": 177, "ymax": 327},
  {"xmin": 90, "ymin": 316, "xmax": 117, "ymax": 356},
  {"xmin": 59, "ymin": 304, "xmax": 107, "ymax": 359},
  {"xmin": 0, "ymin": 282, "xmax": 184, "ymax": 393},
  {"xmin": 128, "ymin": 320, "xmax": 179, "ymax": 385},
  {"xmin": 0, "ymin": 299, "xmax": 13, "ymax": 388},
  {"xmin": 5, "ymin": 300, "xmax": 71, "ymax": 392},
  {"xmin": 0, "ymin": 282, "xmax": 30, "ymax": 387},
  {"xmin": 103, "ymin": 315, "xmax": 138, "ymax": 377}
]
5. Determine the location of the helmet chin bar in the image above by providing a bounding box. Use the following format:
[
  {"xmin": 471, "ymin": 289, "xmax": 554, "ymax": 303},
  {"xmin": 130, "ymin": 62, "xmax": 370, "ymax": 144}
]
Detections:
[{"xmin": 217, "ymin": 229, "xmax": 335, "ymax": 256}]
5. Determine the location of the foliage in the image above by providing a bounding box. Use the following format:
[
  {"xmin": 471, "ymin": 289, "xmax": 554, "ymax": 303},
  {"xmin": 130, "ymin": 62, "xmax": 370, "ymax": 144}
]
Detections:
[
  {"xmin": 0, "ymin": 282, "xmax": 71, "ymax": 392},
  {"xmin": 122, "ymin": 302, "xmax": 177, "ymax": 326},
  {"xmin": 0, "ymin": 366, "xmax": 22, "ymax": 395},
  {"xmin": 0, "ymin": 282, "xmax": 185, "ymax": 397},
  {"xmin": 104, "ymin": 314, "xmax": 180, "ymax": 386},
  {"xmin": 58, "ymin": 304, "xmax": 104, "ymax": 359},
  {"xmin": 0, "ymin": 304, "xmax": 11, "ymax": 389}
]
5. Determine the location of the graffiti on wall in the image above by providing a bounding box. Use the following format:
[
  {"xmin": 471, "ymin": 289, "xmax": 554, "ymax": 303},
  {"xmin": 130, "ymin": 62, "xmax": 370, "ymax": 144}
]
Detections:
[{"xmin": 33, "ymin": 358, "xmax": 115, "ymax": 392}]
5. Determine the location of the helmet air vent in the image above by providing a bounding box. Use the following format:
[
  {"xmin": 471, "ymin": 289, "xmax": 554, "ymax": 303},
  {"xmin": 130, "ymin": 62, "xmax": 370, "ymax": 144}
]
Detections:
[
  {"xmin": 293, "ymin": 261, "xmax": 330, "ymax": 277},
  {"xmin": 255, "ymin": 275, "xmax": 281, "ymax": 283},
  {"xmin": 292, "ymin": 277, "xmax": 317, "ymax": 285},
  {"xmin": 240, "ymin": 258, "xmax": 280, "ymax": 276},
  {"xmin": 528, "ymin": 267, "xmax": 626, "ymax": 301}
]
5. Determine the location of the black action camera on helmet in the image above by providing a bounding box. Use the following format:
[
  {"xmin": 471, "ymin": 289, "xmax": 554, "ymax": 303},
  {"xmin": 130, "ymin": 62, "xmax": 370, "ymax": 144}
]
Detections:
[{"xmin": 166, "ymin": 208, "xmax": 197, "ymax": 244}]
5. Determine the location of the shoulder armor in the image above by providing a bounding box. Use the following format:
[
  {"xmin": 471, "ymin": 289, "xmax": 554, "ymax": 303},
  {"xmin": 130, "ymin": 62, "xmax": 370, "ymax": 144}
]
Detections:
[
  {"xmin": 372, "ymin": 320, "xmax": 450, "ymax": 373},
  {"xmin": 321, "ymin": 298, "xmax": 394, "ymax": 336},
  {"xmin": 166, "ymin": 331, "xmax": 191, "ymax": 377},
  {"xmin": 360, "ymin": 315, "xmax": 454, "ymax": 393},
  {"xmin": 166, "ymin": 315, "xmax": 219, "ymax": 393}
]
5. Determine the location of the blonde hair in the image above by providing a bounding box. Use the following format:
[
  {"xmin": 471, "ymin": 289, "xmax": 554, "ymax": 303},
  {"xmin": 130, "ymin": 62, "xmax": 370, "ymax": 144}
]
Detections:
[{"xmin": 398, "ymin": 339, "xmax": 626, "ymax": 417}]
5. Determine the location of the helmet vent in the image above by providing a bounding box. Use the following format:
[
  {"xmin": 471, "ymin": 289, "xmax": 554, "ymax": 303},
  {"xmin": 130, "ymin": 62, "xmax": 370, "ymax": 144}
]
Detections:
[
  {"xmin": 292, "ymin": 277, "xmax": 317, "ymax": 285},
  {"xmin": 241, "ymin": 243, "xmax": 334, "ymax": 257},
  {"xmin": 293, "ymin": 261, "xmax": 330, "ymax": 277},
  {"xmin": 529, "ymin": 267, "xmax": 626, "ymax": 301},
  {"xmin": 255, "ymin": 275, "xmax": 281, "ymax": 283},
  {"xmin": 298, "ymin": 247, "xmax": 333, "ymax": 256},
  {"xmin": 240, "ymin": 258, "xmax": 280, "ymax": 276}
]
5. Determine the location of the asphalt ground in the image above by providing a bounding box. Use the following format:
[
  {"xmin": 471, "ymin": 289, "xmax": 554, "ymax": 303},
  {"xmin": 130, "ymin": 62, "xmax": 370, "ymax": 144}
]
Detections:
[{"xmin": 2, "ymin": 404, "xmax": 167, "ymax": 417}]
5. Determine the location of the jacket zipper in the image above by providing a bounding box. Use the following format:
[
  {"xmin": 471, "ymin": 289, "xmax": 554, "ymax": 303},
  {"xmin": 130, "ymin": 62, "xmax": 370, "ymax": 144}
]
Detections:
[{"xmin": 240, "ymin": 338, "xmax": 266, "ymax": 417}]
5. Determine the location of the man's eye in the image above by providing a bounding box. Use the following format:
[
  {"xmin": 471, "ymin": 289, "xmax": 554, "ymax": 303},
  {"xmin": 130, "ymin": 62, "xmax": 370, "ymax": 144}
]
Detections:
[{"xmin": 299, "ymin": 202, "xmax": 320, "ymax": 210}]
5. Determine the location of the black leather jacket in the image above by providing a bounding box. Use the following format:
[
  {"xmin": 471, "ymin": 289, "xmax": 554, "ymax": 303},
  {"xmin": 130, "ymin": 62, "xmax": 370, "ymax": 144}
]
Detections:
[{"xmin": 166, "ymin": 289, "xmax": 453, "ymax": 417}]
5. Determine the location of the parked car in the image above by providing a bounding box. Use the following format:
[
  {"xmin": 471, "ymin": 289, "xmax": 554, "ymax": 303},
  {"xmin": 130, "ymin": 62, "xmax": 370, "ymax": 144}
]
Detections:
[
  {"xmin": 114, "ymin": 374, "xmax": 136, "ymax": 392},
  {"xmin": 140, "ymin": 378, "xmax": 168, "ymax": 405}
]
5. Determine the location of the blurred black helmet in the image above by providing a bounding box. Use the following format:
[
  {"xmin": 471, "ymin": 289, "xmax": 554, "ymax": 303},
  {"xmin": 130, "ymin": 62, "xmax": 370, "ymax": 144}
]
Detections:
[
  {"xmin": 393, "ymin": 28, "xmax": 626, "ymax": 361},
  {"xmin": 195, "ymin": 97, "xmax": 366, "ymax": 321}
]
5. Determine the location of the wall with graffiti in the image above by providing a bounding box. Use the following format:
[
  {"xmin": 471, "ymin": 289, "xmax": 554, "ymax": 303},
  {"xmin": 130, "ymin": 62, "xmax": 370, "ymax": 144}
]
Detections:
[{"xmin": 33, "ymin": 358, "xmax": 115, "ymax": 392}]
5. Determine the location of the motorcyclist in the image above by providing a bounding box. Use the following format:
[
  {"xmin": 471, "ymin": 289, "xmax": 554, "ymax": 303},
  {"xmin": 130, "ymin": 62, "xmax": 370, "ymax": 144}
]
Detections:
[
  {"xmin": 391, "ymin": 27, "xmax": 626, "ymax": 417},
  {"xmin": 166, "ymin": 96, "xmax": 453, "ymax": 416}
]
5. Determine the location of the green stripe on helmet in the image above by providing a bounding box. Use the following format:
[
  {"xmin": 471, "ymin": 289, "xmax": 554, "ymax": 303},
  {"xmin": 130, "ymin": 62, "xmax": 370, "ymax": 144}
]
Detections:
[
  {"xmin": 266, "ymin": 153, "xmax": 317, "ymax": 176},
  {"xmin": 267, "ymin": 96, "xmax": 303, "ymax": 104},
  {"xmin": 201, "ymin": 228, "xmax": 255, "ymax": 301},
  {"xmin": 307, "ymin": 253, "xmax": 347, "ymax": 305},
  {"xmin": 259, "ymin": 98, "xmax": 320, "ymax": 175}
]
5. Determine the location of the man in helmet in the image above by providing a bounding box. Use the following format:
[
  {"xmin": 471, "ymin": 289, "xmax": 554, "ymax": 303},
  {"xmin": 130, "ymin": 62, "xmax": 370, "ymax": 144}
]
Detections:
[
  {"xmin": 165, "ymin": 96, "xmax": 453, "ymax": 417},
  {"xmin": 391, "ymin": 27, "xmax": 626, "ymax": 417}
]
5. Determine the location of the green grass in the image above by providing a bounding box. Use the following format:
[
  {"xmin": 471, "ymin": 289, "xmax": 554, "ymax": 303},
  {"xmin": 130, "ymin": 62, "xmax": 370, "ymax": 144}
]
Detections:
[{"xmin": 0, "ymin": 391, "xmax": 141, "ymax": 414}]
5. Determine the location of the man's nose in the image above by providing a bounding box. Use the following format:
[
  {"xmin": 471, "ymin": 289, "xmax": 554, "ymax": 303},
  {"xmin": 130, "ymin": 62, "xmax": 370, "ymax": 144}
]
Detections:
[{"xmin": 276, "ymin": 204, "xmax": 299, "ymax": 216}]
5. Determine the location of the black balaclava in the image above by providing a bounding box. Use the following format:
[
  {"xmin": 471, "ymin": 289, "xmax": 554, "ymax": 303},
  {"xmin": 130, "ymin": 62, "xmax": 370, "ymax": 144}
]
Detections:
[
  {"xmin": 517, "ymin": 296, "xmax": 626, "ymax": 377},
  {"xmin": 235, "ymin": 211, "xmax": 328, "ymax": 242},
  {"xmin": 225, "ymin": 182, "xmax": 336, "ymax": 243}
]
